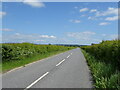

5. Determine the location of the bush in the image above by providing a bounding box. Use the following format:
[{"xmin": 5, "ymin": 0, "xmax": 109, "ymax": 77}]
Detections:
[
  {"xmin": 1, "ymin": 43, "xmax": 73, "ymax": 62},
  {"xmin": 81, "ymin": 40, "xmax": 119, "ymax": 70},
  {"xmin": 81, "ymin": 40, "xmax": 120, "ymax": 89}
]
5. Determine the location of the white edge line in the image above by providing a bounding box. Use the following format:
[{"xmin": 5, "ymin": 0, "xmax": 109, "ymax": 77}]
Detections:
[
  {"xmin": 56, "ymin": 59, "xmax": 65, "ymax": 66},
  {"xmin": 25, "ymin": 72, "xmax": 49, "ymax": 90}
]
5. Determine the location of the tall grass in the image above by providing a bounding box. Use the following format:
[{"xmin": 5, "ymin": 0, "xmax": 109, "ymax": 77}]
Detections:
[
  {"xmin": 81, "ymin": 40, "xmax": 120, "ymax": 89},
  {"xmin": 82, "ymin": 50, "xmax": 120, "ymax": 89}
]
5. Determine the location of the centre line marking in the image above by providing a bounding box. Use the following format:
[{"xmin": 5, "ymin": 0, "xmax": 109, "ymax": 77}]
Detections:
[
  {"xmin": 56, "ymin": 59, "xmax": 65, "ymax": 66},
  {"xmin": 67, "ymin": 55, "xmax": 70, "ymax": 58},
  {"xmin": 25, "ymin": 72, "xmax": 49, "ymax": 90}
]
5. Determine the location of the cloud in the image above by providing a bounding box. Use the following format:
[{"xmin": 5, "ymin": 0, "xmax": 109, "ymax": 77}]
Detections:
[
  {"xmin": 80, "ymin": 8, "xmax": 89, "ymax": 12},
  {"xmin": 2, "ymin": 33, "xmax": 56, "ymax": 43},
  {"xmin": 88, "ymin": 16, "xmax": 97, "ymax": 20},
  {"xmin": 69, "ymin": 19, "xmax": 81, "ymax": 23},
  {"xmin": 105, "ymin": 16, "xmax": 118, "ymax": 21},
  {"xmin": 82, "ymin": 31, "xmax": 96, "ymax": 35},
  {"xmin": 35, "ymin": 40, "xmax": 45, "ymax": 42},
  {"xmin": 88, "ymin": 17, "xmax": 92, "ymax": 20},
  {"xmin": 23, "ymin": 0, "xmax": 45, "ymax": 8},
  {"xmin": 66, "ymin": 31, "xmax": 117, "ymax": 45},
  {"xmin": 90, "ymin": 9, "xmax": 97, "ymax": 13},
  {"xmin": 101, "ymin": 34, "xmax": 118, "ymax": 40},
  {"xmin": 83, "ymin": 7, "xmax": 120, "ymax": 22},
  {"xmin": 50, "ymin": 35, "xmax": 56, "ymax": 39},
  {"xmin": 67, "ymin": 31, "xmax": 96, "ymax": 40},
  {"xmin": 66, "ymin": 31, "xmax": 101, "ymax": 45},
  {"xmin": 95, "ymin": 7, "xmax": 118, "ymax": 17},
  {"xmin": 15, "ymin": 33, "xmax": 20, "ymax": 36},
  {"xmin": 109, "ymin": 34, "xmax": 118, "ymax": 39},
  {"xmin": 87, "ymin": 8, "xmax": 119, "ymax": 21},
  {"xmin": 0, "ymin": 28, "xmax": 13, "ymax": 31},
  {"xmin": 0, "ymin": 11, "xmax": 6, "ymax": 18},
  {"xmin": 99, "ymin": 22, "xmax": 110, "ymax": 26},
  {"xmin": 39, "ymin": 35, "xmax": 56, "ymax": 39}
]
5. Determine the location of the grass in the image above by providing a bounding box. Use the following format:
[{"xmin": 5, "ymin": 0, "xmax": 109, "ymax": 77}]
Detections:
[
  {"xmin": 81, "ymin": 49, "xmax": 120, "ymax": 89},
  {"xmin": 2, "ymin": 49, "xmax": 70, "ymax": 73}
]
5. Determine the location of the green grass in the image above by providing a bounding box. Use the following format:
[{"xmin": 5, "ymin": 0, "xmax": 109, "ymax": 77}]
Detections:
[
  {"xmin": 82, "ymin": 49, "xmax": 120, "ymax": 89},
  {"xmin": 2, "ymin": 50, "xmax": 69, "ymax": 73}
]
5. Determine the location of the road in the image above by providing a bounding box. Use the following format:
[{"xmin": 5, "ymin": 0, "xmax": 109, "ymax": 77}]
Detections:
[{"xmin": 2, "ymin": 48, "xmax": 93, "ymax": 89}]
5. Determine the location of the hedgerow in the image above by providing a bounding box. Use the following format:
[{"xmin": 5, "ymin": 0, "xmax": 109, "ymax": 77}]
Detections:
[
  {"xmin": 81, "ymin": 40, "xmax": 120, "ymax": 89},
  {"xmin": 81, "ymin": 40, "xmax": 119, "ymax": 70},
  {"xmin": 1, "ymin": 43, "xmax": 72, "ymax": 62}
]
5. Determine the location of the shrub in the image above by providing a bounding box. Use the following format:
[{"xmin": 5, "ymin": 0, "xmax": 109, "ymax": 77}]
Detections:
[
  {"xmin": 81, "ymin": 40, "xmax": 120, "ymax": 89},
  {"xmin": 1, "ymin": 43, "xmax": 73, "ymax": 62}
]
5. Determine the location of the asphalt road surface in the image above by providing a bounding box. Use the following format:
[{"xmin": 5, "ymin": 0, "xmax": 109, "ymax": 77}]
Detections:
[{"xmin": 2, "ymin": 48, "xmax": 93, "ymax": 89}]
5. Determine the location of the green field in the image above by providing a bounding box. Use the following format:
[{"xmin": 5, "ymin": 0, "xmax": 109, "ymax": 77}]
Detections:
[
  {"xmin": 81, "ymin": 40, "xmax": 120, "ymax": 89},
  {"xmin": 1, "ymin": 43, "xmax": 74, "ymax": 73}
]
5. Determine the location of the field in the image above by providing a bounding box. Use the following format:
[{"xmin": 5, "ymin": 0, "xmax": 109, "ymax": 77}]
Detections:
[
  {"xmin": 1, "ymin": 43, "xmax": 74, "ymax": 72},
  {"xmin": 81, "ymin": 40, "xmax": 120, "ymax": 89}
]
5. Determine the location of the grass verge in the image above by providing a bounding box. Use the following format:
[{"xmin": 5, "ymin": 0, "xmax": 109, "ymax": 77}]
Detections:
[
  {"xmin": 2, "ymin": 50, "xmax": 70, "ymax": 73},
  {"xmin": 82, "ymin": 49, "xmax": 120, "ymax": 89}
]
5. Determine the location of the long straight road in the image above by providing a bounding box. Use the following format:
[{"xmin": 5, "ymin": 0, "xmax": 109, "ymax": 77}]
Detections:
[{"xmin": 2, "ymin": 48, "xmax": 93, "ymax": 89}]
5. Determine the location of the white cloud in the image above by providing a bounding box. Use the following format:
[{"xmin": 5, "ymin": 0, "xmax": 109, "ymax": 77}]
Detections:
[
  {"xmin": 88, "ymin": 16, "xmax": 93, "ymax": 20},
  {"xmin": 15, "ymin": 33, "xmax": 20, "ymax": 36},
  {"xmin": 88, "ymin": 7, "xmax": 119, "ymax": 21},
  {"xmin": 23, "ymin": 0, "xmax": 45, "ymax": 8},
  {"xmin": 66, "ymin": 31, "xmax": 100, "ymax": 45},
  {"xmin": 80, "ymin": 8, "xmax": 89, "ymax": 12},
  {"xmin": 39, "ymin": 35, "xmax": 56, "ymax": 39},
  {"xmin": 39, "ymin": 35, "xmax": 49, "ymax": 38},
  {"xmin": 2, "ymin": 33, "xmax": 57, "ymax": 43},
  {"xmin": 109, "ymin": 34, "xmax": 118, "ymax": 39},
  {"xmin": 35, "ymin": 40, "xmax": 45, "ymax": 42},
  {"xmin": 105, "ymin": 16, "xmax": 118, "ymax": 21},
  {"xmin": 82, "ymin": 31, "xmax": 96, "ymax": 35},
  {"xmin": 0, "ymin": 28, "xmax": 13, "ymax": 31},
  {"xmin": 96, "ymin": 7, "xmax": 118, "ymax": 17},
  {"xmin": 67, "ymin": 31, "xmax": 96, "ymax": 40},
  {"xmin": 69, "ymin": 19, "xmax": 81, "ymax": 23},
  {"xmin": 1, "ymin": 0, "xmax": 45, "ymax": 8},
  {"xmin": 90, "ymin": 9, "xmax": 97, "ymax": 13},
  {"xmin": 101, "ymin": 34, "xmax": 118, "ymax": 40},
  {"xmin": 50, "ymin": 35, "xmax": 56, "ymax": 39},
  {"xmin": 0, "ymin": 11, "xmax": 6, "ymax": 18},
  {"xmin": 99, "ymin": 22, "xmax": 110, "ymax": 26},
  {"xmin": 88, "ymin": 16, "xmax": 97, "ymax": 20}
]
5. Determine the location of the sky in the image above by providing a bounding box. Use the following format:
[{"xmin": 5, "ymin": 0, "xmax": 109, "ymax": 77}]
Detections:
[{"xmin": 0, "ymin": 2, "xmax": 119, "ymax": 45}]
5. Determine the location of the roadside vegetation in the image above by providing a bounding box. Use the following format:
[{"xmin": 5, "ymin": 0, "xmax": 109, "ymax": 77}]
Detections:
[
  {"xmin": 1, "ymin": 43, "xmax": 74, "ymax": 73},
  {"xmin": 81, "ymin": 40, "xmax": 120, "ymax": 89}
]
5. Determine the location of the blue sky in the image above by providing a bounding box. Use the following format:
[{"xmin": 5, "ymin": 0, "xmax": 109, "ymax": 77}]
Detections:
[{"xmin": 1, "ymin": 2, "xmax": 118, "ymax": 45}]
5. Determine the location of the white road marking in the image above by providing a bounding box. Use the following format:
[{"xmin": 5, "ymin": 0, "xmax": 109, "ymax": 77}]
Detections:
[
  {"xmin": 71, "ymin": 53, "xmax": 72, "ymax": 55},
  {"xmin": 56, "ymin": 59, "xmax": 65, "ymax": 66},
  {"xmin": 67, "ymin": 55, "xmax": 70, "ymax": 58},
  {"xmin": 25, "ymin": 72, "xmax": 49, "ymax": 90}
]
